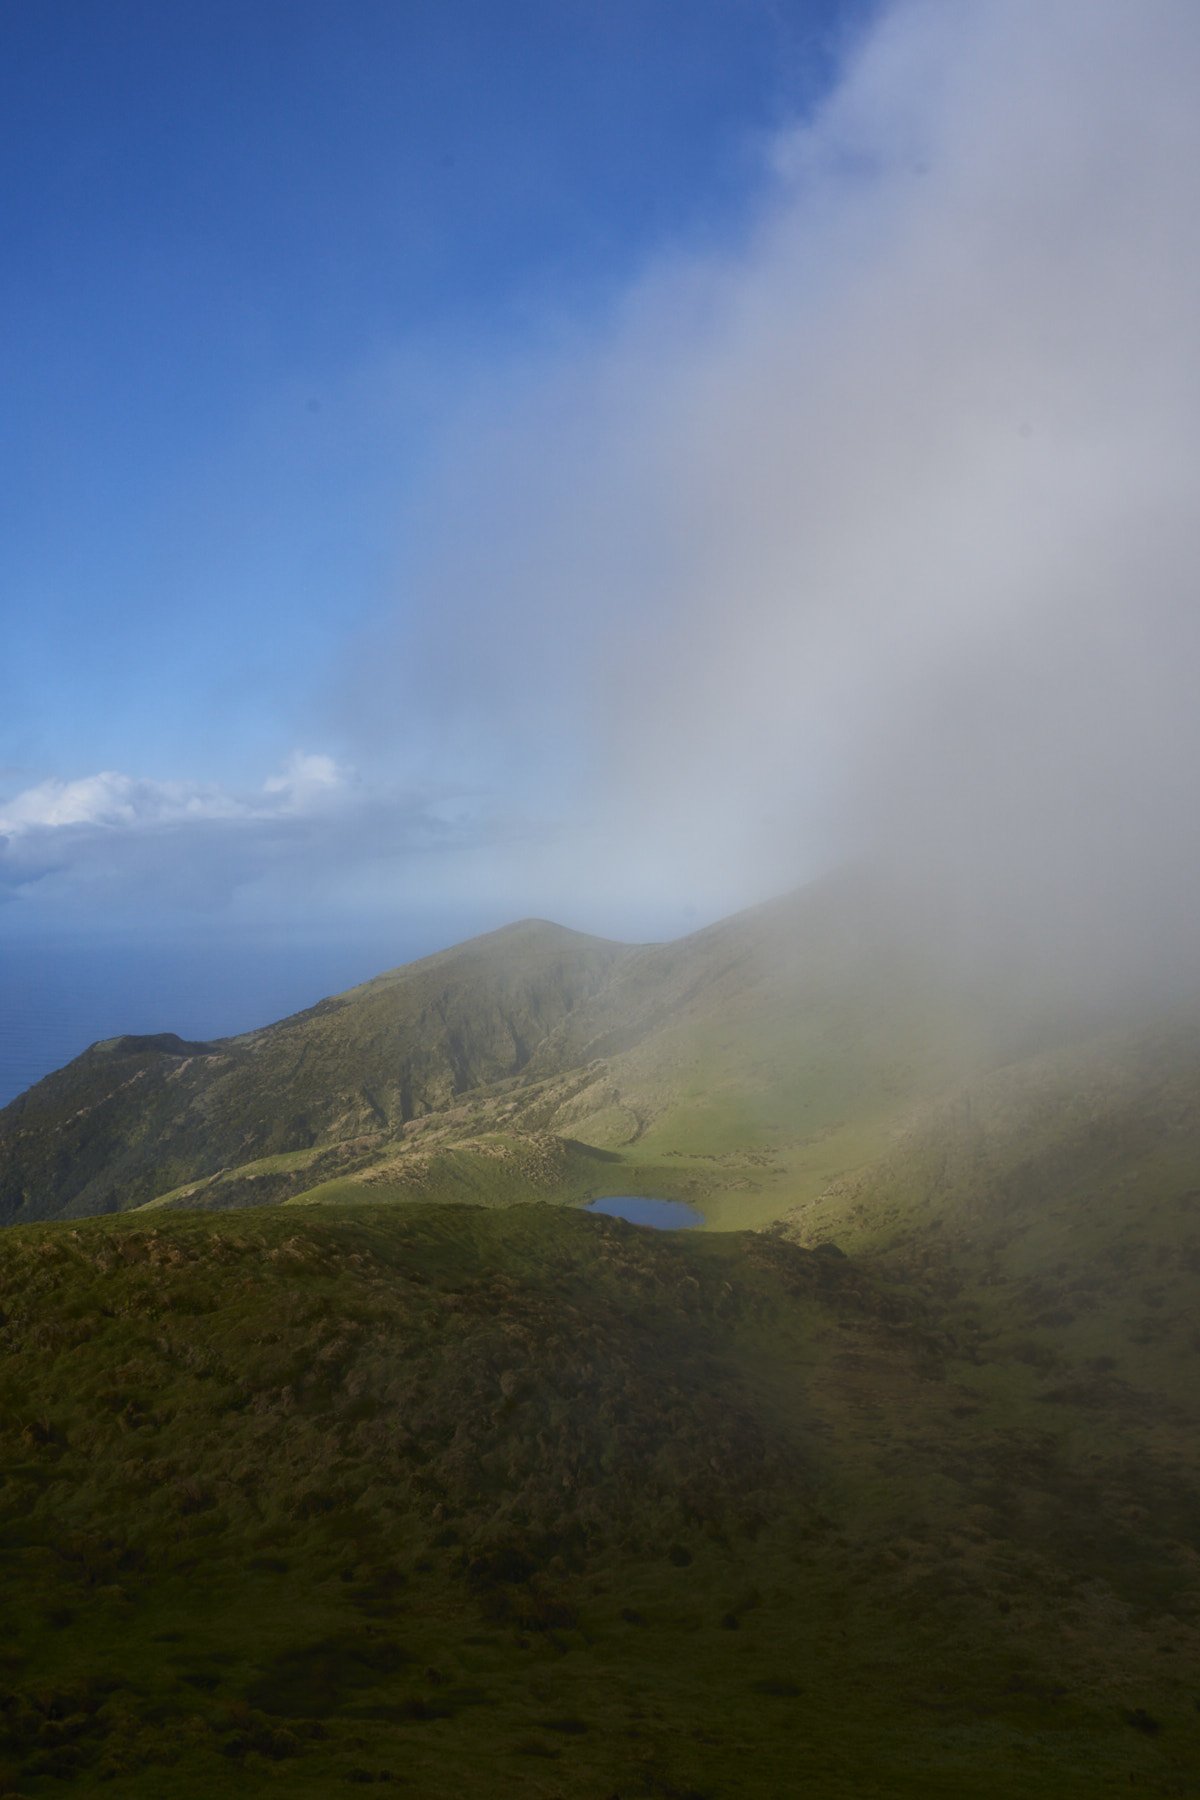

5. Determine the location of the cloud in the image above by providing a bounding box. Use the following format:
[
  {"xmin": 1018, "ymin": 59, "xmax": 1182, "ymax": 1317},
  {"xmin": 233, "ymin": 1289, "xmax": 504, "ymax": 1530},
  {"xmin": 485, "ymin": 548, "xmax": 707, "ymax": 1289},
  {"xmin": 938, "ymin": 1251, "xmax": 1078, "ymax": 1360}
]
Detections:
[
  {"xmin": 0, "ymin": 755, "xmax": 351, "ymax": 840},
  {"xmin": 0, "ymin": 770, "xmax": 250, "ymax": 835},
  {"xmin": 0, "ymin": 742, "xmax": 554, "ymax": 928},
  {"xmin": 0, "ymin": 753, "xmax": 438, "ymax": 914},
  {"xmin": 262, "ymin": 752, "xmax": 347, "ymax": 812},
  {"xmin": 336, "ymin": 0, "xmax": 1200, "ymax": 978}
]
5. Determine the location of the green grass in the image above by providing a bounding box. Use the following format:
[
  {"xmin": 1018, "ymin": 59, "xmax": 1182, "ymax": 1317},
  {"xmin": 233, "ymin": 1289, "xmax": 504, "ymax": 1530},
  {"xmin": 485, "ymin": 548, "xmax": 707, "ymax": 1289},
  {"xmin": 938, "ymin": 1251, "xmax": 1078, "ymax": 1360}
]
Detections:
[{"xmin": 0, "ymin": 1203, "xmax": 1197, "ymax": 1796}]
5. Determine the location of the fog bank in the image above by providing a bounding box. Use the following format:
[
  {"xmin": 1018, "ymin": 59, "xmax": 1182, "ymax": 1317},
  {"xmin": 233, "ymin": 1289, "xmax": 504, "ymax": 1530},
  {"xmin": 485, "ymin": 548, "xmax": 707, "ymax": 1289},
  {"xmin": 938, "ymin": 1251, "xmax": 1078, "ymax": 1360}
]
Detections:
[{"xmin": 351, "ymin": 0, "xmax": 1200, "ymax": 989}]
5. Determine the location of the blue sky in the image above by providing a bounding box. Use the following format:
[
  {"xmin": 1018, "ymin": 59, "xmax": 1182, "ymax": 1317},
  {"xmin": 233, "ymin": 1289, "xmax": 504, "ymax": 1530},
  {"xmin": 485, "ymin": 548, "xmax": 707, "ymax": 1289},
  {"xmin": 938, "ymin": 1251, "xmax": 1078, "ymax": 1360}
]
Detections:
[
  {"xmin": 2, "ymin": 0, "xmax": 863, "ymax": 773},
  {"xmin": 2, "ymin": 0, "xmax": 872, "ymax": 939},
  {"xmin": 4, "ymin": 0, "xmax": 1200, "ymax": 963}
]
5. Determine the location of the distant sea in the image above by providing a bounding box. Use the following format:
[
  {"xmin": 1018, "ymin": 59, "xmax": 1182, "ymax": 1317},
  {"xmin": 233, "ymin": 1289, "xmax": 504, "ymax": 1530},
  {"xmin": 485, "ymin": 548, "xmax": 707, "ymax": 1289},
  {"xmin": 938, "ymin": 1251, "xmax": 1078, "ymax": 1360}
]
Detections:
[{"xmin": 0, "ymin": 929, "xmax": 464, "ymax": 1109}]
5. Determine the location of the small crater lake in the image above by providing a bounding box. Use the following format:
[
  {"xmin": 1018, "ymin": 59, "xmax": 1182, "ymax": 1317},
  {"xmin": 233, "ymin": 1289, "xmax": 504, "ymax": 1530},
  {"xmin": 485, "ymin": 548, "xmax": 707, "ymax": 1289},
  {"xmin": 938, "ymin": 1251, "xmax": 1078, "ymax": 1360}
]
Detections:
[{"xmin": 583, "ymin": 1196, "xmax": 704, "ymax": 1230}]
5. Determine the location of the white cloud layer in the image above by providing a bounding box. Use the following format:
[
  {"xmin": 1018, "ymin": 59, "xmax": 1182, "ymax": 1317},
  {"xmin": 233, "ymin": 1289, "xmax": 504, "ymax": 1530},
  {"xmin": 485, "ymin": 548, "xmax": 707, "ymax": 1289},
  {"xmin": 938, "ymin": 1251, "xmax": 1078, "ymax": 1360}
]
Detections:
[
  {"xmin": 0, "ymin": 753, "xmax": 350, "ymax": 840},
  {"xmin": 0, "ymin": 754, "xmax": 373, "ymax": 913},
  {"xmin": 0, "ymin": 739, "xmax": 543, "ymax": 930}
]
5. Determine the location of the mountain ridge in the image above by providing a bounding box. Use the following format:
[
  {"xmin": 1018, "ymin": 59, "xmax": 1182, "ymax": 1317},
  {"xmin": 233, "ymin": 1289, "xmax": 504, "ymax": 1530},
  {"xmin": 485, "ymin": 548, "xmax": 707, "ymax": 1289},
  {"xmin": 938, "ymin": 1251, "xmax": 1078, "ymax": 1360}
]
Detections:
[
  {"xmin": 2, "ymin": 871, "xmax": 1184, "ymax": 1230},
  {"xmin": 0, "ymin": 913, "xmax": 632, "ymax": 1222}
]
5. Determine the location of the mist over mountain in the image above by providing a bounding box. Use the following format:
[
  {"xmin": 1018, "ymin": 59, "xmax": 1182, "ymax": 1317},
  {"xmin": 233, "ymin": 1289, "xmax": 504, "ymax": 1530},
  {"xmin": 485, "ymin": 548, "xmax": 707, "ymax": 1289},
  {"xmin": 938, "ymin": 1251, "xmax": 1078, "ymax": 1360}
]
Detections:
[{"xmin": 331, "ymin": 0, "xmax": 1200, "ymax": 999}]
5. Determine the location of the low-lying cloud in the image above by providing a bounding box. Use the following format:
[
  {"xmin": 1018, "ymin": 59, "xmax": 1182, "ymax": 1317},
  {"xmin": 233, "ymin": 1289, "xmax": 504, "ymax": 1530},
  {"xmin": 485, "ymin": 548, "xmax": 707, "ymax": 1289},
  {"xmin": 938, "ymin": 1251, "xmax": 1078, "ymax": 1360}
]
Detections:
[
  {"xmin": 0, "ymin": 753, "xmax": 504, "ymax": 920},
  {"xmin": 0, "ymin": 753, "xmax": 349, "ymax": 848},
  {"xmin": 339, "ymin": 0, "xmax": 1200, "ymax": 981}
]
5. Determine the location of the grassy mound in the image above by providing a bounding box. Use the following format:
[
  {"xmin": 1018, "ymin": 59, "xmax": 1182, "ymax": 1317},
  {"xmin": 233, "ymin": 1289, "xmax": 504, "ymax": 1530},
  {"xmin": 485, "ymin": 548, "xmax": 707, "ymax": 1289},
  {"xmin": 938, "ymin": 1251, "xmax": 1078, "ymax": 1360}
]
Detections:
[{"xmin": 0, "ymin": 1204, "xmax": 1196, "ymax": 1796}]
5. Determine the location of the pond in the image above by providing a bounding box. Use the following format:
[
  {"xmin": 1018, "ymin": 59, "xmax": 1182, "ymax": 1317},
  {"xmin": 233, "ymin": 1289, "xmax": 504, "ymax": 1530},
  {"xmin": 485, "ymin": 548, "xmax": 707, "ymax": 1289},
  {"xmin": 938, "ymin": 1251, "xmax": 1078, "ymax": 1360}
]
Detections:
[{"xmin": 583, "ymin": 1195, "xmax": 704, "ymax": 1230}]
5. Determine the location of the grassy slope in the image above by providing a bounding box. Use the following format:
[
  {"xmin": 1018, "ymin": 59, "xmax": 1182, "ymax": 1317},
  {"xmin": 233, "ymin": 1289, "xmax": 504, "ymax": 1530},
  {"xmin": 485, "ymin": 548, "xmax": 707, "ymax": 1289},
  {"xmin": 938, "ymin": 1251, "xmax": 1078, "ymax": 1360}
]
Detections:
[
  {"xmin": 278, "ymin": 877, "xmax": 1094, "ymax": 1229},
  {"xmin": 776, "ymin": 1011, "xmax": 1200, "ymax": 1418},
  {"xmin": 0, "ymin": 872, "xmax": 1123, "ymax": 1232},
  {"xmin": 0, "ymin": 921, "xmax": 629, "ymax": 1225},
  {"xmin": 1, "ymin": 1203, "xmax": 1196, "ymax": 1798},
  {"xmin": 261, "ymin": 876, "xmax": 1046, "ymax": 1227}
]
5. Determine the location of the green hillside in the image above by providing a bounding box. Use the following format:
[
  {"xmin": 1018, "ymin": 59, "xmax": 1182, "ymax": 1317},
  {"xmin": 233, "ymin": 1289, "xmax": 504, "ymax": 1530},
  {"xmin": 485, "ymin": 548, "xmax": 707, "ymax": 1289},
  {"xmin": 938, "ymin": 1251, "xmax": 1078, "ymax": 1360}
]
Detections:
[
  {"xmin": 1, "ymin": 1203, "xmax": 1196, "ymax": 1798},
  {"xmin": 0, "ymin": 873, "xmax": 1091, "ymax": 1231},
  {"xmin": 782, "ymin": 1011, "xmax": 1200, "ymax": 1411},
  {"xmin": 2, "ymin": 879, "xmax": 1200, "ymax": 1794},
  {"xmin": 0, "ymin": 919, "xmax": 629, "ymax": 1225}
]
